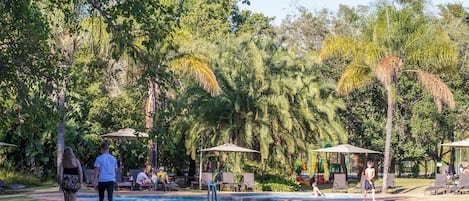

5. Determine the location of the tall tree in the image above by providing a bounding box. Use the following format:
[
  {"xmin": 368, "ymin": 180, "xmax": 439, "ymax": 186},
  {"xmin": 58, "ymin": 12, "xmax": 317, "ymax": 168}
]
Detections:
[
  {"xmin": 89, "ymin": 0, "xmax": 221, "ymax": 168},
  {"xmin": 320, "ymin": 1, "xmax": 457, "ymax": 192},
  {"xmin": 44, "ymin": 0, "xmax": 88, "ymax": 176},
  {"xmin": 0, "ymin": 0, "xmax": 58, "ymax": 176}
]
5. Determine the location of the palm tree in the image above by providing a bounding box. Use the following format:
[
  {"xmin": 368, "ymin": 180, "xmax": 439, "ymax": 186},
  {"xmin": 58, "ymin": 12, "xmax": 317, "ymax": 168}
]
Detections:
[
  {"xmin": 176, "ymin": 35, "xmax": 346, "ymax": 172},
  {"xmin": 320, "ymin": 2, "xmax": 457, "ymax": 193}
]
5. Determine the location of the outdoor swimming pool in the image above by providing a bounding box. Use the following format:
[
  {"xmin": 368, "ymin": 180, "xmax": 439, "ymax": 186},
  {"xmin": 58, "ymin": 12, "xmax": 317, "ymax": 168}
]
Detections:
[{"xmin": 80, "ymin": 193, "xmax": 365, "ymax": 201}]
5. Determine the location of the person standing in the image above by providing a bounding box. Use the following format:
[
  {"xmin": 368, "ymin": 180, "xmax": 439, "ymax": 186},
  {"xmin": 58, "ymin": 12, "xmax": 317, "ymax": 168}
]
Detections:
[
  {"xmin": 94, "ymin": 142, "xmax": 117, "ymax": 201},
  {"xmin": 58, "ymin": 147, "xmax": 83, "ymax": 201},
  {"xmin": 363, "ymin": 161, "xmax": 376, "ymax": 201}
]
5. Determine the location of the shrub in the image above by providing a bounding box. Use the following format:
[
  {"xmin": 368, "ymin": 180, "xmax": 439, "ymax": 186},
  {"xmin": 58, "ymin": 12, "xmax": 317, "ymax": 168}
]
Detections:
[
  {"xmin": 257, "ymin": 174, "xmax": 301, "ymax": 192},
  {"xmin": 0, "ymin": 170, "xmax": 42, "ymax": 186}
]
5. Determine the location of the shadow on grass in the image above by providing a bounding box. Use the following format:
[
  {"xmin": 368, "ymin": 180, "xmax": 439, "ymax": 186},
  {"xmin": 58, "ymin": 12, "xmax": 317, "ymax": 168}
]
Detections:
[{"xmin": 389, "ymin": 185, "xmax": 426, "ymax": 194}]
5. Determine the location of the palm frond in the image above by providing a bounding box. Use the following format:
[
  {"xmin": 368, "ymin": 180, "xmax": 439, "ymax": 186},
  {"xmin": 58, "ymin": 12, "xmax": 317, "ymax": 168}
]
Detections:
[
  {"xmin": 319, "ymin": 36, "xmax": 360, "ymax": 61},
  {"xmin": 336, "ymin": 63, "xmax": 373, "ymax": 95},
  {"xmin": 415, "ymin": 70, "xmax": 455, "ymax": 112},
  {"xmin": 170, "ymin": 56, "xmax": 221, "ymax": 96},
  {"xmin": 404, "ymin": 25, "xmax": 458, "ymax": 72}
]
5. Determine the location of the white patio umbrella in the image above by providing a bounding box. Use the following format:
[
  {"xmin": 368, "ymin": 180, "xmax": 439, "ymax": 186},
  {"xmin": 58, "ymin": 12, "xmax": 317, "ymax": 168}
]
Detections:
[
  {"xmin": 0, "ymin": 142, "xmax": 17, "ymax": 147},
  {"xmin": 313, "ymin": 144, "xmax": 381, "ymax": 154},
  {"xmin": 440, "ymin": 139, "xmax": 469, "ymax": 148},
  {"xmin": 440, "ymin": 139, "xmax": 469, "ymax": 174},
  {"xmin": 197, "ymin": 143, "xmax": 259, "ymax": 189},
  {"xmin": 100, "ymin": 128, "xmax": 149, "ymax": 138},
  {"xmin": 101, "ymin": 128, "xmax": 149, "ymax": 171},
  {"xmin": 313, "ymin": 144, "xmax": 381, "ymax": 177}
]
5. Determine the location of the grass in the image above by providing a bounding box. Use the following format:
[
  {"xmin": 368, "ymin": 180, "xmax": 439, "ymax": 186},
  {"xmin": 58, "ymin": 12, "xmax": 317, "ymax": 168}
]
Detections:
[
  {"xmin": 0, "ymin": 185, "xmax": 58, "ymax": 201},
  {"xmin": 1, "ymin": 177, "xmax": 468, "ymax": 201}
]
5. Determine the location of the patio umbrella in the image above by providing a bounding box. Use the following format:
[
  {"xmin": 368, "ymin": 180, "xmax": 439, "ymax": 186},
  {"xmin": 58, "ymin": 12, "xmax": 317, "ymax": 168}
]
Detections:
[
  {"xmin": 100, "ymin": 128, "xmax": 149, "ymax": 138},
  {"xmin": 0, "ymin": 142, "xmax": 17, "ymax": 147},
  {"xmin": 313, "ymin": 144, "xmax": 381, "ymax": 154},
  {"xmin": 313, "ymin": 144, "xmax": 381, "ymax": 179},
  {"xmin": 101, "ymin": 128, "xmax": 149, "ymax": 172},
  {"xmin": 440, "ymin": 139, "xmax": 469, "ymax": 174},
  {"xmin": 197, "ymin": 143, "xmax": 259, "ymax": 189},
  {"xmin": 200, "ymin": 143, "xmax": 260, "ymax": 153},
  {"xmin": 440, "ymin": 139, "xmax": 469, "ymax": 148}
]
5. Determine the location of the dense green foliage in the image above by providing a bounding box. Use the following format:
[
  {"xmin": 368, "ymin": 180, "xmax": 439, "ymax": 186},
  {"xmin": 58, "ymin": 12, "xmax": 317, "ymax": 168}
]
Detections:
[{"xmin": 0, "ymin": 1, "xmax": 468, "ymax": 192}]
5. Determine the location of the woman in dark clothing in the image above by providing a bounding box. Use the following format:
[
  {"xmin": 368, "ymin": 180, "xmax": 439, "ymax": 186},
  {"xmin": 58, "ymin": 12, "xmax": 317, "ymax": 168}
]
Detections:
[{"xmin": 58, "ymin": 147, "xmax": 83, "ymax": 201}]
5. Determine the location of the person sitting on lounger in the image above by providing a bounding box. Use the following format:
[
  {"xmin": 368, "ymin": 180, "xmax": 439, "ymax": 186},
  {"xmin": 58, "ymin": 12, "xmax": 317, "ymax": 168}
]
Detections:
[
  {"xmin": 153, "ymin": 166, "xmax": 169, "ymax": 184},
  {"xmin": 136, "ymin": 168, "xmax": 152, "ymax": 185}
]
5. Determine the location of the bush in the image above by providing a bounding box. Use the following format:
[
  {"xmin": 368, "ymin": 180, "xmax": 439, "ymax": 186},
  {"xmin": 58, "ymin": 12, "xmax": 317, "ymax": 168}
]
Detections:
[
  {"xmin": 0, "ymin": 170, "xmax": 42, "ymax": 186},
  {"xmin": 257, "ymin": 174, "xmax": 301, "ymax": 192}
]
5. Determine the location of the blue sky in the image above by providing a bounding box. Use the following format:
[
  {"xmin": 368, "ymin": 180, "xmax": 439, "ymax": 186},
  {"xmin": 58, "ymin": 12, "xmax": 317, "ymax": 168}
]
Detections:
[{"xmin": 239, "ymin": 0, "xmax": 469, "ymax": 25}]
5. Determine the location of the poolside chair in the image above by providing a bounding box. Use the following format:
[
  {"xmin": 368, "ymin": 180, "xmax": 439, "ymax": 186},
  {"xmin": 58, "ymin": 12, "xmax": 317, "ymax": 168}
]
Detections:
[
  {"xmin": 115, "ymin": 169, "xmax": 133, "ymax": 191},
  {"xmin": 243, "ymin": 172, "xmax": 257, "ymax": 191},
  {"xmin": 222, "ymin": 172, "xmax": 240, "ymax": 191},
  {"xmin": 424, "ymin": 173, "xmax": 447, "ymax": 195},
  {"xmin": 332, "ymin": 173, "xmax": 348, "ymax": 193},
  {"xmin": 130, "ymin": 169, "xmax": 153, "ymax": 191},
  {"xmin": 84, "ymin": 169, "xmax": 95, "ymax": 187},
  {"xmin": 447, "ymin": 174, "xmax": 469, "ymax": 194}
]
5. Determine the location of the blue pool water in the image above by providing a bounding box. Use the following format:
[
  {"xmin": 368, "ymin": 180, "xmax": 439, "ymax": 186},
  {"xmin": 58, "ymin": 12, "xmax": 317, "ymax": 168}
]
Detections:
[{"xmin": 81, "ymin": 193, "xmax": 365, "ymax": 201}]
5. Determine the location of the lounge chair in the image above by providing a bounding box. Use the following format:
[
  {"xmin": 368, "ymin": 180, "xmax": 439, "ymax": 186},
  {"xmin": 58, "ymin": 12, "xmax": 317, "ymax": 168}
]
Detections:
[
  {"xmin": 447, "ymin": 174, "xmax": 469, "ymax": 194},
  {"xmin": 191, "ymin": 172, "xmax": 213, "ymax": 189},
  {"xmin": 221, "ymin": 172, "xmax": 239, "ymax": 191},
  {"xmin": 115, "ymin": 169, "xmax": 133, "ymax": 191},
  {"xmin": 243, "ymin": 173, "xmax": 257, "ymax": 191},
  {"xmin": 84, "ymin": 169, "xmax": 95, "ymax": 187},
  {"xmin": 332, "ymin": 173, "xmax": 348, "ymax": 193},
  {"xmin": 424, "ymin": 173, "xmax": 447, "ymax": 195},
  {"xmin": 130, "ymin": 169, "xmax": 153, "ymax": 191}
]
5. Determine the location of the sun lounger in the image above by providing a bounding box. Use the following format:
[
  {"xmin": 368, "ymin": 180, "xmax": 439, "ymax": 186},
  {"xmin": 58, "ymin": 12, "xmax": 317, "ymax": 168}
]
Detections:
[
  {"xmin": 84, "ymin": 169, "xmax": 95, "ymax": 187},
  {"xmin": 222, "ymin": 172, "xmax": 240, "ymax": 191},
  {"xmin": 332, "ymin": 173, "xmax": 348, "ymax": 193},
  {"xmin": 243, "ymin": 173, "xmax": 257, "ymax": 191},
  {"xmin": 448, "ymin": 174, "xmax": 469, "ymax": 194},
  {"xmin": 424, "ymin": 173, "xmax": 447, "ymax": 195},
  {"xmin": 191, "ymin": 172, "xmax": 213, "ymax": 189},
  {"xmin": 130, "ymin": 169, "xmax": 153, "ymax": 191},
  {"xmin": 115, "ymin": 169, "xmax": 133, "ymax": 191}
]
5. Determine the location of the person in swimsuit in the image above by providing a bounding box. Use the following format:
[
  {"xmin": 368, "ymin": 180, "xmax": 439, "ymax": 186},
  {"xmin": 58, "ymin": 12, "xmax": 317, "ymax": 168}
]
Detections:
[
  {"xmin": 58, "ymin": 147, "xmax": 83, "ymax": 201},
  {"xmin": 363, "ymin": 161, "xmax": 376, "ymax": 201},
  {"xmin": 310, "ymin": 177, "xmax": 324, "ymax": 197}
]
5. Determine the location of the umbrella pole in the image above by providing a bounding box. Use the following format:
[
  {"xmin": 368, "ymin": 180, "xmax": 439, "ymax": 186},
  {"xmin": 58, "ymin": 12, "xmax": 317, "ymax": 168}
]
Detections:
[{"xmin": 199, "ymin": 150, "xmax": 203, "ymax": 190}]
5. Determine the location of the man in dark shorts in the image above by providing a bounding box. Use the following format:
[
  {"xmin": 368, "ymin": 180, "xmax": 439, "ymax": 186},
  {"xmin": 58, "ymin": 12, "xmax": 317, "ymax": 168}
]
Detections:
[{"xmin": 363, "ymin": 161, "xmax": 376, "ymax": 201}]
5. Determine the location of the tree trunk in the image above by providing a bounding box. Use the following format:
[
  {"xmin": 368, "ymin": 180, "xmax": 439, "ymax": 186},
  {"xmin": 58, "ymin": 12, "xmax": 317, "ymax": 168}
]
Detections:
[
  {"xmin": 382, "ymin": 86, "xmax": 394, "ymax": 193},
  {"xmin": 56, "ymin": 76, "xmax": 67, "ymax": 177},
  {"xmin": 146, "ymin": 79, "xmax": 160, "ymax": 169}
]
